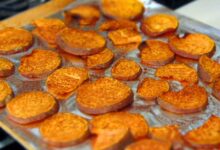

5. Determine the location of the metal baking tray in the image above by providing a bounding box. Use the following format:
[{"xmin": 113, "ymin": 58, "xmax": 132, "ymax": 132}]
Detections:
[{"xmin": 1, "ymin": 0, "xmax": 220, "ymax": 149}]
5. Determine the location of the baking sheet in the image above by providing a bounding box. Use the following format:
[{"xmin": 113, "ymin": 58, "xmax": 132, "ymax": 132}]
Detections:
[{"xmin": 1, "ymin": 0, "xmax": 220, "ymax": 150}]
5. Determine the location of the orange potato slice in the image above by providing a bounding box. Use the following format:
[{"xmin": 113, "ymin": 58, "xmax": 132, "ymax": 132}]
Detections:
[
  {"xmin": 184, "ymin": 115, "xmax": 220, "ymax": 148},
  {"xmin": 56, "ymin": 28, "xmax": 106, "ymax": 56},
  {"xmin": 76, "ymin": 77, "xmax": 133, "ymax": 114},
  {"xmin": 92, "ymin": 128, "xmax": 133, "ymax": 150},
  {"xmin": 32, "ymin": 18, "xmax": 66, "ymax": 49},
  {"xmin": 155, "ymin": 63, "xmax": 198, "ymax": 84},
  {"xmin": 111, "ymin": 58, "xmax": 142, "ymax": 80},
  {"xmin": 0, "ymin": 57, "xmax": 14, "ymax": 77},
  {"xmin": 198, "ymin": 55, "xmax": 220, "ymax": 83},
  {"xmin": 0, "ymin": 27, "xmax": 33, "ymax": 54},
  {"xmin": 213, "ymin": 80, "xmax": 220, "ymax": 100},
  {"xmin": 137, "ymin": 78, "xmax": 169, "ymax": 101},
  {"xmin": 86, "ymin": 48, "xmax": 114, "ymax": 69},
  {"xmin": 101, "ymin": 0, "xmax": 144, "ymax": 20},
  {"xmin": 65, "ymin": 5, "xmax": 100, "ymax": 26},
  {"xmin": 7, "ymin": 91, "xmax": 58, "ymax": 124},
  {"xmin": 169, "ymin": 33, "xmax": 215, "ymax": 59},
  {"xmin": 18, "ymin": 49, "xmax": 61, "ymax": 78},
  {"xmin": 108, "ymin": 28, "xmax": 142, "ymax": 45},
  {"xmin": 158, "ymin": 85, "xmax": 208, "ymax": 114},
  {"xmin": 141, "ymin": 14, "xmax": 178, "ymax": 37},
  {"xmin": 0, "ymin": 80, "xmax": 13, "ymax": 108},
  {"xmin": 140, "ymin": 40, "xmax": 175, "ymax": 68},
  {"xmin": 46, "ymin": 67, "xmax": 89, "ymax": 100},
  {"xmin": 125, "ymin": 139, "xmax": 171, "ymax": 150},
  {"xmin": 90, "ymin": 112, "xmax": 149, "ymax": 140},
  {"xmin": 99, "ymin": 19, "xmax": 137, "ymax": 31},
  {"xmin": 40, "ymin": 112, "xmax": 89, "ymax": 147}
]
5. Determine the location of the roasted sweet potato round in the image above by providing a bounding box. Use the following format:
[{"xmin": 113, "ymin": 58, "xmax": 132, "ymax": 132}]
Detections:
[
  {"xmin": 108, "ymin": 28, "xmax": 142, "ymax": 45},
  {"xmin": 90, "ymin": 112, "xmax": 149, "ymax": 140},
  {"xmin": 76, "ymin": 77, "xmax": 133, "ymax": 114},
  {"xmin": 32, "ymin": 18, "xmax": 66, "ymax": 49},
  {"xmin": 101, "ymin": 0, "xmax": 144, "ymax": 20},
  {"xmin": 213, "ymin": 80, "xmax": 220, "ymax": 100},
  {"xmin": 86, "ymin": 48, "xmax": 114, "ymax": 69},
  {"xmin": 137, "ymin": 78, "xmax": 169, "ymax": 101},
  {"xmin": 40, "ymin": 112, "xmax": 89, "ymax": 147},
  {"xmin": 46, "ymin": 67, "xmax": 89, "ymax": 100},
  {"xmin": 65, "ymin": 5, "xmax": 100, "ymax": 26},
  {"xmin": 169, "ymin": 33, "xmax": 215, "ymax": 59},
  {"xmin": 18, "ymin": 49, "xmax": 61, "ymax": 78},
  {"xmin": 155, "ymin": 63, "xmax": 198, "ymax": 84},
  {"xmin": 198, "ymin": 55, "xmax": 220, "ymax": 83},
  {"xmin": 0, "ymin": 58, "xmax": 14, "ymax": 77},
  {"xmin": 6, "ymin": 91, "xmax": 58, "ymax": 124},
  {"xmin": 0, "ymin": 27, "xmax": 33, "ymax": 55},
  {"xmin": 140, "ymin": 40, "xmax": 175, "ymax": 68},
  {"xmin": 99, "ymin": 19, "xmax": 137, "ymax": 31},
  {"xmin": 0, "ymin": 80, "xmax": 13, "ymax": 108},
  {"xmin": 111, "ymin": 58, "xmax": 142, "ymax": 80},
  {"xmin": 141, "ymin": 14, "xmax": 178, "ymax": 37},
  {"xmin": 184, "ymin": 115, "xmax": 220, "ymax": 148},
  {"xmin": 92, "ymin": 127, "xmax": 133, "ymax": 150},
  {"xmin": 125, "ymin": 139, "xmax": 171, "ymax": 150},
  {"xmin": 158, "ymin": 85, "xmax": 208, "ymax": 114},
  {"xmin": 56, "ymin": 28, "xmax": 106, "ymax": 56}
]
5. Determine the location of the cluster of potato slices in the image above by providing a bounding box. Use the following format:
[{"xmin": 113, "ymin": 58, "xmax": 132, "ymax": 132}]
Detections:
[{"xmin": 0, "ymin": 0, "xmax": 220, "ymax": 149}]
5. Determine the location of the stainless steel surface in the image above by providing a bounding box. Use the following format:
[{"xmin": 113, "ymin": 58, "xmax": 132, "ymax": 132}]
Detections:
[{"xmin": 0, "ymin": 0, "xmax": 220, "ymax": 150}]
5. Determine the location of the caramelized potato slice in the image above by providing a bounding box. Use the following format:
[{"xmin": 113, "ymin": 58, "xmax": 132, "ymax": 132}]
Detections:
[
  {"xmin": 0, "ymin": 58, "xmax": 14, "ymax": 77},
  {"xmin": 141, "ymin": 14, "xmax": 178, "ymax": 37},
  {"xmin": 158, "ymin": 85, "xmax": 208, "ymax": 114},
  {"xmin": 40, "ymin": 112, "xmax": 89, "ymax": 147},
  {"xmin": 169, "ymin": 33, "xmax": 215, "ymax": 59},
  {"xmin": 137, "ymin": 78, "xmax": 169, "ymax": 101},
  {"xmin": 213, "ymin": 80, "xmax": 220, "ymax": 100},
  {"xmin": 76, "ymin": 77, "xmax": 133, "ymax": 114},
  {"xmin": 90, "ymin": 112, "xmax": 149, "ymax": 140},
  {"xmin": 56, "ymin": 28, "xmax": 106, "ymax": 56},
  {"xmin": 101, "ymin": 0, "xmax": 144, "ymax": 20},
  {"xmin": 184, "ymin": 115, "xmax": 220, "ymax": 148},
  {"xmin": 0, "ymin": 27, "xmax": 33, "ymax": 54},
  {"xmin": 198, "ymin": 55, "xmax": 220, "ymax": 83},
  {"xmin": 155, "ymin": 63, "xmax": 198, "ymax": 84},
  {"xmin": 140, "ymin": 40, "xmax": 175, "ymax": 68},
  {"xmin": 0, "ymin": 80, "xmax": 13, "ymax": 108}
]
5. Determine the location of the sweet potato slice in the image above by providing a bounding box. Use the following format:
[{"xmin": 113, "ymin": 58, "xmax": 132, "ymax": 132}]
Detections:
[
  {"xmin": 76, "ymin": 77, "xmax": 133, "ymax": 114},
  {"xmin": 0, "ymin": 58, "xmax": 14, "ymax": 77},
  {"xmin": 99, "ymin": 19, "xmax": 137, "ymax": 31},
  {"xmin": 108, "ymin": 28, "xmax": 142, "ymax": 45},
  {"xmin": 40, "ymin": 112, "xmax": 89, "ymax": 147},
  {"xmin": 56, "ymin": 28, "xmax": 106, "ymax": 56},
  {"xmin": 86, "ymin": 48, "xmax": 114, "ymax": 69},
  {"xmin": 6, "ymin": 91, "xmax": 58, "ymax": 124},
  {"xmin": 184, "ymin": 115, "xmax": 220, "ymax": 148},
  {"xmin": 158, "ymin": 85, "xmax": 208, "ymax": 114},
  {"xmin": 125, "ymin": 139, "xmax": 171, "ymax": 150},
  {"xmin": 169, "ymin": 33, "xmax": 215, "ymax": 59},
  {"xmin": 141, "ymin": 14, "xmax": 178, "ymax": 37},
  {"xmin": 101, "ymin": 0, "xmax": 144, "ymax": 20},
  {"xmin": 198, "ymin": 55, "xmax": 220, "ymax": 83},
  {"xmin": 46, "ymin": 67, "xmax": 89, "ymax": 100},
  {"xmin": 92, "ymin": 128, "xmax": 133, "ymax": 150},
  {"xmin": 155, "ymin": 63, "xmax": 198, "ymax": 84},
  {"xmin": 0, "ymin": 80, "xmax": 13, "ymax": 108},
  {"xmin": 213, "ymin": 80, "xmax": 220, "ymax": 100},
  {"xmin": 137, "ymin": 78, "xmax": 169, "ymax": 101},
  {"xmin": 111, "ymin": 58, "xmax": 142, "ymax": 80},
  {"xmin": 90, "ymin": 112, "xmax": 149, "ymax": 140},
  {"xmin": 32, "ymin": 18, "xmax": 66, "ymax": 49},
  {"xmin": 140, "ymin": 40, "xmax": 175, "ymax": 68},
  {"xmin": 0, "ymin": 27, "xmax": 33, "ymax": 55},
  {"xmin": 65, "ymin": 5, "xmax": 100, "ymax": 26},
  {"xmin": 18, "ymin": 49, "xmax": 61, "ymax": 78}
]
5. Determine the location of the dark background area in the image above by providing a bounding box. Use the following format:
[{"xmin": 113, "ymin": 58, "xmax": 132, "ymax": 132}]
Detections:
[{"xmin": 0, "ymin": 0, "xmax": 194, "ymax": 149}]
